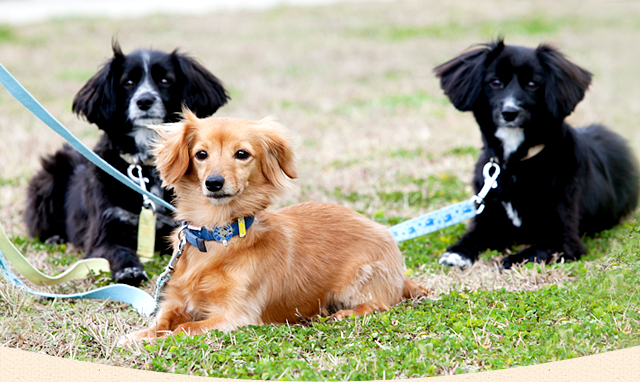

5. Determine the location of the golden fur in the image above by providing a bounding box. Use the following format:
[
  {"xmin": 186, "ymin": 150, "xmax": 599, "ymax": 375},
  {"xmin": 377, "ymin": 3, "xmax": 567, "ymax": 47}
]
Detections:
[{"xmin": 121, "ymin": 111, "xmax": 427, "ymax": 344}]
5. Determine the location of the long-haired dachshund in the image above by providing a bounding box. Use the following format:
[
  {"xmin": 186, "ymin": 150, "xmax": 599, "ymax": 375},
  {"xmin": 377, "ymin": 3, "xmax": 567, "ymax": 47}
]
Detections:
[{"xmin": 121, "ymin": 111, "xmax": 426, "ymax": 343}]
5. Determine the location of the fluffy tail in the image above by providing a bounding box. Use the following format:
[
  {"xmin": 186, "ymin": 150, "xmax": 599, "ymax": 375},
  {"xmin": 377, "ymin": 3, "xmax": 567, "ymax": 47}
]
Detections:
[{"xmin": 24, "ymin": 145, "xmax": 82, "ymax": 242}]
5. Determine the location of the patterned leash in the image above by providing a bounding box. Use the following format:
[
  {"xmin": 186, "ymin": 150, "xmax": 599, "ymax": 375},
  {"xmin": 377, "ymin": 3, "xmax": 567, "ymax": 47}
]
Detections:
[{"xmin": 389, "ymin": 161, "xmax": 500, "ymax": 242}]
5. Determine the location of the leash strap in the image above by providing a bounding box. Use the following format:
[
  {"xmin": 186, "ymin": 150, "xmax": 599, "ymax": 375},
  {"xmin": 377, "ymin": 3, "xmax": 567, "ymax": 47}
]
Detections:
[
  {"xmin": 0, "ymin": 222, "xmax": 155, "ymax": 316},
  {"xmin": 389, "ymin": 200, "xmax": 477, "ymax": 242},
  {"xmin": 389, "ymin": 162, "xmax": 500, "ymax": 242},
  {"xmin": 0, "ymin": 224, "xmax": 111, "ymax": 286},
  {"xmin": 0, "ymin": 64, "xmax": 175, "ymax": 212}
]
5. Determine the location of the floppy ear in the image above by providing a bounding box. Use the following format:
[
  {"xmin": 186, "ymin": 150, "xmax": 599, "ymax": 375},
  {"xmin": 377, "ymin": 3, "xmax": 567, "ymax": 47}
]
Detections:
[
  {"xmin": 153, "ymin": 110, "xmax": 198, "ymax": 186},
  {"xmin": 72, "ymin": 40, "xmax": 124, "ymax": 126},
  {"xmin": 257, "ymin": 119, "xmax": 297, "ymax": 190},
  {"xmin": 536, "ymin": 44, "xmax": 592, "ymax": 118},
  {"xmin": 173, "ymin": 51, "xmax": 230, "ymax": 118},
  {"xmin": 434, "ymin": 40, "xmax": 504, "ymax": 111}
]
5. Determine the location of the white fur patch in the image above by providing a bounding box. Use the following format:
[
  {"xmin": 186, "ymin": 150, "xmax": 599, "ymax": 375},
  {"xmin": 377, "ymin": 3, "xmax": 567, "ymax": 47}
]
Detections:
[
  {"xmin": 495, "ymin": 126, "xmax": 525, "ymax": 161},
  {"xmin": 127, "ymin": 52, "xmax": 166, "ymax": 123},
  {"xmin": 503, "ymin": 96, "xmax": 518, "ymax": 110},
  {"xmin": 438, "ymin": 252, "xmax": 472, "ymax": 267},
  {"xmin": 126, "ymin": 125, "xmax": 161, "ymax": 164},
  {"xmin": 501, "ymin": 201, "xmax": 522, "ymax": 227}
]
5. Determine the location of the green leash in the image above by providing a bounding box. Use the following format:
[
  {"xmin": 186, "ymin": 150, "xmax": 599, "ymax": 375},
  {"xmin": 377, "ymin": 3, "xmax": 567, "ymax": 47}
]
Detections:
[{"xmin": 0, "ymin": 226, "xmax": 110, "ymax": 286}]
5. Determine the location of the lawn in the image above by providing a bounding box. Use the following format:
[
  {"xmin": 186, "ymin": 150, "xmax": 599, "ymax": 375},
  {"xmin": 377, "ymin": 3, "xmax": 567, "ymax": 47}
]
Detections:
[{"xmin": 1, "ymin": 0, "xmax": 639, "ymax": 379}]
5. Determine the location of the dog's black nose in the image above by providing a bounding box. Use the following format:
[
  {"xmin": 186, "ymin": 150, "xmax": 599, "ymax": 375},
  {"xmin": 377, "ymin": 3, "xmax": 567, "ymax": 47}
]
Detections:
[
  {"xmin": 136, "ymin": 95, "xmax": 155, "ymax": 111},
  {"xmin": 205, "ymin": 175, "xmax": 225, "ymax": 192},
  {"xmin": 501, "ymin": 106, "xmax": 521, "ymax": 122}
]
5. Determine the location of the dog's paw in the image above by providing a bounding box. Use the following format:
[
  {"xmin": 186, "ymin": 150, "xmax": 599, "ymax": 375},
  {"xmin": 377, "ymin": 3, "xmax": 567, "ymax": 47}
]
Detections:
[
  {"xmin": 44, "ymin": 235, "xmax": 66, "ymax": 246},
  {"xmin": 331, "ymin": 310, "xmax": 356, "ymax": 321},
  {"xmin": 117, "ymin": 334, "xmax": 135, "ymax": 348},
  {"xmin": 113, "ymin": 267, "xmax": 148, "ymax": 286},
  {"xmin": 438, "ymin": 252, "xmax": 473, "ymax": 268},
  {"xmin": 498, "ymin": 257, "xmax": 513, "ymax": 269}
]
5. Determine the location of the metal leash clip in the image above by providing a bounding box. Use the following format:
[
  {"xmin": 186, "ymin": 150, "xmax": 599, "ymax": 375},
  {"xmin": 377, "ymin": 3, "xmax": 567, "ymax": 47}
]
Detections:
[
  {"xmin": 127, "ymin": 164, "xmax": 156, "ymax": 212},
  {"xmin": 470, "ymin": 161, "xmax": 501, "ymax": 214}
]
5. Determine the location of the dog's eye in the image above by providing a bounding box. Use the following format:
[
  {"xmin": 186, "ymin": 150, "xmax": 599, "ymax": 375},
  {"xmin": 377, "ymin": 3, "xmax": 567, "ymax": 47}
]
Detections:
[
  {"xmin": 490, "ymin": 79, "xmax": 503, "ymax": 89},
  {"xmin": 123, "ymin": 80, "xmax": 135, "ymax": 88},
  {"xmin": 235, "ymin": 150, "xmax": 251, "ymax": 160},
  {"xmin": 160, "ymin": 78, "xmax": 172, "ymax": 86},
  {"xmin": 195, "ymin": 151, "xmax": 208, "ymax": 160},
  {"xmin": 526, "ymin": 81, "xmax": 539, "ymax": 90}
]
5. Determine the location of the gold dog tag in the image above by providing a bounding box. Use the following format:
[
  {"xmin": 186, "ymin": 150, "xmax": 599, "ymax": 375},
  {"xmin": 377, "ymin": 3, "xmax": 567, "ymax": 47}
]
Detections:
[{"xmin": 137, "ymin": 207, "xmax": 156, "ymax": 263}]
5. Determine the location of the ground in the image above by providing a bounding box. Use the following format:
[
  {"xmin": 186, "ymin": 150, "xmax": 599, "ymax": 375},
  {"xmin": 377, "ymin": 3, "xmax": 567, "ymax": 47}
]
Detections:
[{"xmin": 0, "ymin": 0, "xmax": 639, "ymax": 379}]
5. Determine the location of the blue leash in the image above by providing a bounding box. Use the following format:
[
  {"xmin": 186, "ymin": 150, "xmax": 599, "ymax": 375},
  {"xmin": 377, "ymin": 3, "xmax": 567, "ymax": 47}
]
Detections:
[
  {"xmin": 0, "ymin": 64, "xmax": 174, "ymax": 212},
  {"xmin": 0, "ymin": 247, "xmax": 156, "ymax": 316},
  {"xmin": 0, "ymin": 64, "xmax": 162, "ymax": 315},
  {"xmin": 388, "ymin": 162, "xmax": 500, "ymax": 242}
]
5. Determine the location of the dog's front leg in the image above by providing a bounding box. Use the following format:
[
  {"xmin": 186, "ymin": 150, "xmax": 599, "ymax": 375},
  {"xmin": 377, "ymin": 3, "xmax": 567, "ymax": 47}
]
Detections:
[
  {"xmin": 120, "ymin": 305, "xmax": 191, "ymax": 346},
  {"xmin": 172, "ymin": 309, "xmax": 262, "ymax": 337},
  {"xmin": 501, "ymin": 227, "xmax": 587, "ymax": 268},
  {"xmin": 501, "ymin": 202, "xmax": 587, "ymax": 268},
  {"xmin": 80, "ymin": 206, "xmax": 149, "ymax": 285},
  {"xmin": 440, "ymin": 204, "xmax": 516, "ymax": 267}
]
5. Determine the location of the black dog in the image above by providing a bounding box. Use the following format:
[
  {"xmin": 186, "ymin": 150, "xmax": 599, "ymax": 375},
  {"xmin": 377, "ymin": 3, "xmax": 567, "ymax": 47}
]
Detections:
[
  {"xmin": 24, "ymin": 42, "xmax": 229, "ymax": 285},
  {"xmin": 434, "ymin": 39, "xmax": 639, "ymax": 268}
]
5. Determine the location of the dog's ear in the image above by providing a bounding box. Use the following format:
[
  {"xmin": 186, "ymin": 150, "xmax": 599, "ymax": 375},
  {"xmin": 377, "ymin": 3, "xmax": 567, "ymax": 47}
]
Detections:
[
  {"xmin": 153, "ymin": 110, "xmax": 198, "ymax": 186},
  {"xmin": 434, "ymin": 40, "xmax": 504, "ymax": 111},
  {"xmin": 173, "ymin": 51, "xmax": 230, "ymax": 118},
  {"xmin": 536, "ymin": 44, "xmax": 592, "ymax": 118},
  {"xmin": 72, "ymin": 40, "xmax": 124, "ymax": 126},
  {"xmin": 256, "ymin": 119, "xmax": 297, "ymax": 190}
]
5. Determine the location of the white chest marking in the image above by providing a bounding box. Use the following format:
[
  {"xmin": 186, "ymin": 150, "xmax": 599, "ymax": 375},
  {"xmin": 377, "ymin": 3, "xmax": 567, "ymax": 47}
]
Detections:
[
  {"xmin": 501, "ymin": 201, "xmax": 522, "ymax": 227},
  {"xmin": 495, "ymin": 126, "xmax": 525, "ymax": 161}
]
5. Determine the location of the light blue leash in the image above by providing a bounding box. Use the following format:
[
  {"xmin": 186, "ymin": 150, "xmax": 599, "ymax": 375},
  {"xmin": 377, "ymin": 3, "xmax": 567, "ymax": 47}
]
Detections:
[
  {"xmin": 0, "ymin": 63, "xmax": 162, "ymax": 316},
  {"xmin": 0, "ymin": 247, "xmax": 156, "ymax": 316},
  {"xmin": 0, "ymin": 64, "xmax": 174, "ymax": 212},
  {"xmin": 388, "ymin": 162, "xmax": 500, "ymax": 242}
]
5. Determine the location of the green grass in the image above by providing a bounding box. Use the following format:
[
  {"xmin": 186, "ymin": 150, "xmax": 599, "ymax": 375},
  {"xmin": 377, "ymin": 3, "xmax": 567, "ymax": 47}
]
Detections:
[
  {"xmin": 1, "ymin": 0, "xmax": 640, "ymax": 378},
  {"xmin": 4, "ymin": 170, "xmax": 637, "ymax": 379},
  {"xmin": 347, "ymin": 15, "xmax": 591, "ymax": 42},
  {"xmin": 113, "ymin": 213, "xmax": 639, "ymax": 379},
  {"xmin": 0, "ymin": 26, "xmax": 17, "ymax": 44},
  {"xmin": 336, "ymin": 91, "xmax": 449, "ymax": 116}
]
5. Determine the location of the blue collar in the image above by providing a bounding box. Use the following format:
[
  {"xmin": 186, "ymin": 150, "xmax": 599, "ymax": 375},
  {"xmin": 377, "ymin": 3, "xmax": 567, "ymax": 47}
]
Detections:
[{"xmin": 182, "ymin": 216, "xmax": 255, "ymax": 252}]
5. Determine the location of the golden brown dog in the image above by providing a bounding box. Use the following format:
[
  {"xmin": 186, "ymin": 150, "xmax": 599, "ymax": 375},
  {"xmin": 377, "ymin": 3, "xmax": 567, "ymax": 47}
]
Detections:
[{"xmin": 122, "ymin": 111, "xmax": 426, "ymax": 344}]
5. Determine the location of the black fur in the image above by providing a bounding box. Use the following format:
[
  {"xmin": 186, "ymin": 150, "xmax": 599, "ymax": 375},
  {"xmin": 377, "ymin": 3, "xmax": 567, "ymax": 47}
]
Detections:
[
  {"xmin": 24, "ymin": 41, "xmax": 229, "ymax": 285},
  {"xmin": 434, "ymin": 39, "xmax": 639, "ymax": 268}
]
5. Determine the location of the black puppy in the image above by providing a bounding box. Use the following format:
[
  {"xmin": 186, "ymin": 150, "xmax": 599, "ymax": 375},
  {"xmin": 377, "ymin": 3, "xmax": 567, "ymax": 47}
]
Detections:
[
  {"xmin": 434, "ymin": 39, "xmax": 639, "ymax": 268},
  {"xmin": 24, "ymin": 41, "xmax": 229, "ymax": 285}
]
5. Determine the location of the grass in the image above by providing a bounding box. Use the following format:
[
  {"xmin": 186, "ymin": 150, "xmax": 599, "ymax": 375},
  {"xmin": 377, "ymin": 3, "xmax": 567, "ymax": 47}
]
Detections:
[{"xmin": 1, "ymin": 0, "xmax": 640, "ymax": 379}]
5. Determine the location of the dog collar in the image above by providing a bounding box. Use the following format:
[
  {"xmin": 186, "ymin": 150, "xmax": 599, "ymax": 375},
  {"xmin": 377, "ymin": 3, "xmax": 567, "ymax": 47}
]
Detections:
[
  {"xmin": 182, "ymin": 217, "xmax": 255, "ymax": 251},
  {"xmin": 520, "ymin": 144, "xmax": 545, "ymax": 161},
  {"xmin": 120, "ymin": 152, "xmax": 154, "ymax": 166}
]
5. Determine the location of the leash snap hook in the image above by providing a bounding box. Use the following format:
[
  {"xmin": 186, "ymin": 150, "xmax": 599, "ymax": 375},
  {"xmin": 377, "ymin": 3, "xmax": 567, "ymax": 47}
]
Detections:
[
  {"xmin": 127, "ymin": 164, "xmax": 156, "ymax": 212},
  {"xmin": 472, "ymin": 162, "xmax": 501, "ymax": 214}
]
